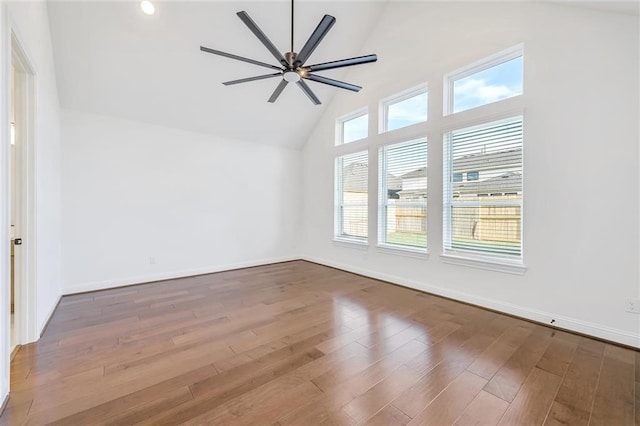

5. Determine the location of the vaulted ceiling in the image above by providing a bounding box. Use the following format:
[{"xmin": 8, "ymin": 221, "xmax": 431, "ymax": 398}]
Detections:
[
  {"xmin": 47, "ymin": 1, "xmax": 637, "ymax": 149},
  {"xmin": 47, "ymin": 1, "xmax": 387, "ymax": 149}
]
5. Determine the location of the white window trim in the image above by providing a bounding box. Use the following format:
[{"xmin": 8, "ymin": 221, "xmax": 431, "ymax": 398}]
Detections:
[
  {"xmin": 440, "ymin": 252, "xmax": 527, "ymax": 275},
  {"xmin": 334, "ymin": 151, "xmax": 369, "ymax": 244},
  {"xmin": 379, "ymin": 83, "xmax": 429, "ymax": 134},
  {"xmin": 442, "ymin": 115, "xmax": 525, "ymax": 268},
  {"xmin": 333, "ymin": 237, "xmax": 369, "ymax": 250},
  {"xmin": 377, "ymin": 243, "xmax": 429, "ymax": 259},
  {"xmin": 444, "ymin": 43, "xmax": 524, "ymax": 116},
  {"xmin": 336, "ymin": 107, "xmax": 369, "ymax": 146}
]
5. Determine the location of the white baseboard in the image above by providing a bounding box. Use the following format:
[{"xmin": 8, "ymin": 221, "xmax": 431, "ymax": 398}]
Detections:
[
  {"xmin": 62, "ymin": 256, "xmax": 300, "ymax": 295},
  {"xmin": 301, "ymin": 255, "xmax": 640, "ymax": 349},
  {"xmin": 59, "ymin": 254, "xmax": 639, "ymax": 348}
]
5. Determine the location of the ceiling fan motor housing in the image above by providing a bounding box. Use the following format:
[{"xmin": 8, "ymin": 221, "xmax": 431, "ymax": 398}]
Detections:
[{"xmin": 285, "ymin": 51, "xmax": 297, "ymax": 68}]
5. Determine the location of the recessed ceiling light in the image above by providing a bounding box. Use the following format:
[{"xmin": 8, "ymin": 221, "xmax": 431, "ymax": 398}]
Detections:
[{"xmin": 141, "ymin": 1, "xmax": 155, "ymax": 15}]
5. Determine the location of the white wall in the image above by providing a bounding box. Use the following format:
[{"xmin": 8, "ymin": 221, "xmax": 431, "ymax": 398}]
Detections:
[
  {"xmin": 0, "ymin": 0, "xmax": 63, "ymax": 401},
  {"xmin": 301, "ymin": 2, "xmax": 640, "ymax": 347},
  {"xmin": 61, "ymin": 109, "xmax": 301, "ymax": 294}
]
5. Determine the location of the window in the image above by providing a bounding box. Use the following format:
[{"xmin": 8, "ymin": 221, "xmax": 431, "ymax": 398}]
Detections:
[
  {"xmin": 443, "ymin": 116, "xmax": 523, "ymax": 259},
  {"xmin": 379, "ymin": 139, "xmax": 427, "ymax": 250},
  {"xmin": 335, "ymin": 151, "xmax": 368, "ymax": 241},
  {"xmin": 337, "ymin": 109, "xmax": 368, "ymax": 145},
  {"xmin": 381, "ymin": 86, "xmax": 428, "ymax": 132},
  {"xmin": 446, "ymin": 46, "xmax": 523, "ymax": 114}
]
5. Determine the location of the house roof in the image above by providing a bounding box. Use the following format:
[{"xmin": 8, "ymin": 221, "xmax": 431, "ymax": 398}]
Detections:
[
  {"xmin": 400, "ymin": 167, "xmax": 426, "ymax": 179},
  {"xmin": 454, "ymin": 171, "xmax": 522, "ymax": 195},
  {"xmin": 454, "ymin": 149, "xmax": 522, "ymax": 173}
]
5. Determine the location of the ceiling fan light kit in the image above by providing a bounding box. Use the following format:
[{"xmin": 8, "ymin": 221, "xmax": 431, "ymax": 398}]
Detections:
[{"xmin": 200, "ymin": 0, "xmax": 377, "ymax": 105}]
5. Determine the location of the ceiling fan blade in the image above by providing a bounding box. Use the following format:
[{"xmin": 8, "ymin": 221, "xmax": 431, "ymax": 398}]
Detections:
[
  {"xmin": 237, "ymin": 11, "xmax": 288, "ymax": 67},
  {"xmin": 305, "ymin": 54, "xmax": 377, "ymax": 72},
  {"xmin": 200, "ymin": 46, "xmax": 282, "ymax": 71},
  {"xmin": 223, "ymin": 73, "xmax": 283, "ymax": 86},
  {"xmin": 304, "ymin": 74, "xmax": 361, "ymax": 92},
  {"xmin": 293, "ymin": 15, "xmax": 336, "ymax": 67},
  {"xmin": 268, "ymin": 79, "xmax": 289, "ymax": 103},
  {"xmin": 297, "ymin": 80, "xmax": 321, "ymax": 105}
]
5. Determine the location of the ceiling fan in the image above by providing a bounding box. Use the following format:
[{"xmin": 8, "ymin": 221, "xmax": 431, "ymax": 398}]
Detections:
[{"xmin": 200, "ymin": 0, "xmax": 377, "ymax": 105}]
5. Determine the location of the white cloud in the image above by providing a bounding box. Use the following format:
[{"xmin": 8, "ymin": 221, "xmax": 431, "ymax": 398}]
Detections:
[{"xmin": 454, "ymin": 78, "xmax": 518, "ymax": 109}]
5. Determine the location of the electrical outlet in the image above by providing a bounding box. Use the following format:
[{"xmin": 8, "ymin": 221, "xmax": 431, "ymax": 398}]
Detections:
[
  {"xmin": 149, "ymin": 256, "xmax": 156, "ymax": 265},
  {"xmin": 626, "ymin": 299, "xmax": 640, "ymax": 313}
]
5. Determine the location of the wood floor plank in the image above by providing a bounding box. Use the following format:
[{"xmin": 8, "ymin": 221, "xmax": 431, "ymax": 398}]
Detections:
[
  {"xmin": 465, "ymin": 323, "xmax": 533, "ymax": 380},
  {"xmin": 0, "ymin": 261, "xmax": 636, "ymax": 425},
  {"xmin": 453, "ymin": 390, "xmax": 510, "ymax": 426},
  {"xmin": 497, "ymin": 367, "xmax": 562, "ymax": 425},
  {"xmin": 341, "ymin": 365, "xmax": 421, "ymax": 424},
  {"xmin": 365, "ymin": 404, "xmax": 412, "ymax": 426},
  {"xmin": 545, "ymin": 337, "xmax": 605, "ymax": 425},
  {"xmin": 483, "ymin": 326, "xmax": 554, "ymax": 402},
  {"xmin": 182, "ymin": 379, "xmax": 323, "ymax": 426},
  {"xmin": 589, "ymin": 344, "xmax": 635, "ymax": 425},
  {"xmin": 536, "ymin": 330, "xmax": 580, "ymax": 377},
  {"xmin": 407, "ymin": 370, "xmax": 487, "ymax": 425},
  {"xmin": 545, "ymin": 400, "xmax": 590, "ymax": 426},
  {"xmin": 634, "ymin": 381, "xmax": 639, "ymax": 426},
  {"xmin": 48, "ymin": 385, "xmax": 194, "ymax": 426},
  {"xmin": 278, "ymin": 340, "xmax": 428, "ymax": 425},
  {"xmin": 392, "ymin": 349, "xmax": 475, "ymax": 418}
]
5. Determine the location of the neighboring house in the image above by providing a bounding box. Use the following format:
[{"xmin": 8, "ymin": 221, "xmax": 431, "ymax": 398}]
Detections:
[
  {"xmin": 396, "ymin": 167, "xmax": 427, "ymax": 234},
  {"xmin": 451, "ymin": 148, "xmax": 523, "ymax": 245},
  {"xmin": 341, "ymin": 162, "xmax": 368, "ymax": 238},
  {"xmin": 389, "ymin": 149, "xmax": 523, "ymax": 244},
  {"xmin": 342, "ymin": 163, "xmax": 405, "ymax": 238}
]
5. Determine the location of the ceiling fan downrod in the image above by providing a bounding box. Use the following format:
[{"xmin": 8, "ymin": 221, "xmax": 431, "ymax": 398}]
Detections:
[{"xmin": 290, "ymin": 0, "xmax": 294, "ymax": 56}]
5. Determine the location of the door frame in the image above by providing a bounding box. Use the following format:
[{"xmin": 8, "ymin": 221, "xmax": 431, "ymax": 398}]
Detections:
[
  {"xmin": 8, "ymin": 28, "xmax": 37, "ymax": 348},
  {"xmin": 1, "ymin": 6, "xmax": 39, "ymax": 401}
]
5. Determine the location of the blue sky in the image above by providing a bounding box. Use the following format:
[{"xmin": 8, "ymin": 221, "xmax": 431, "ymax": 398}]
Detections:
[
  {"xmin": 453, "ymin": 56, "xmax": 523, "ymax": 113},
  {"xmin": 342, "ymin": 56, "xmax": 521, "ymax": 144},
  {"xmin": 343, "ymin": 114, "xmax": 368, "ymax": 144},
  {"xmin": 387, "ymin": 92, "xmax": 427, "ymax": 132}
]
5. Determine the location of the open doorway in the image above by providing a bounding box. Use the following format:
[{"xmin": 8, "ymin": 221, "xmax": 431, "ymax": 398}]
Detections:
[
  {"xmin": 9, "ymin": 61, "xmax": 17, "ymax": 355},
  {"xmin": 8, "ymin": 33, "xmax": 37, "ymax": 358}
]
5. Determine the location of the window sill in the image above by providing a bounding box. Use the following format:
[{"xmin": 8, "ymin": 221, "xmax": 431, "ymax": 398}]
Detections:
[
  {"xmin": 376, "ymin": 244, "xmax": 429, "ymax": 260},
  {"xmin": 333, "ymin": 238, "xmax": 369, "ymax": 250},
  {"xmin": 440, "ymin": 252, "xmax": 527, "ymax": 275}
]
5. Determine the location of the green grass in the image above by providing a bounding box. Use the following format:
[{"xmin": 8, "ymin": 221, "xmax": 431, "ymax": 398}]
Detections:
[
  {"xmin": 386, "ymin": 232, "xmax": 427, "ymax": 248},
  {"xmin": 384, "ymin": 233, "xmax": 520, "ymax": 255},
  {"xmin": 451, "ymin": 237, "xmax": 521, "ymax": 255}
]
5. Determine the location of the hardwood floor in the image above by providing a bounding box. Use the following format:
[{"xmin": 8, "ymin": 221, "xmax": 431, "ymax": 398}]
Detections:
[{"xmin": 0, "ymin": 260, "xmax": 637, "ymax": 425}]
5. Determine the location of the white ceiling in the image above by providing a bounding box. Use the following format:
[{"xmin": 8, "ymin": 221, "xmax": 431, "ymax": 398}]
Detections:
[
  {"xmin": 47, "ymin": 1, "xmax": 387, "ymax": 149},
  {"xmin": 47, "ymin": 1, "xmax": 637, "ymax": 149}
]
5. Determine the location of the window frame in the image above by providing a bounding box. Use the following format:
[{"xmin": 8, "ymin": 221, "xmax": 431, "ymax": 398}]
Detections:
[
  {"xmin": 442, "ymin": 114, "xmax": 525, "ymax": 270},
  {"xmin": 444, "ymin": 44, "xmax": 524, "ymax": 116},
  {"xmin": 377, "ymin": 138, "xmax": 429, "ymax": 254},
  {"xmin": 334, "ymin": 150, "xmax": 369, "ymax": 244},
  {"xmin": 335, "ymin": 107, "xmax": 369, "ymax": 146},
  {"xmin": 379, "ymin": 84, "xmax": 428, "ymax": 134}
]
